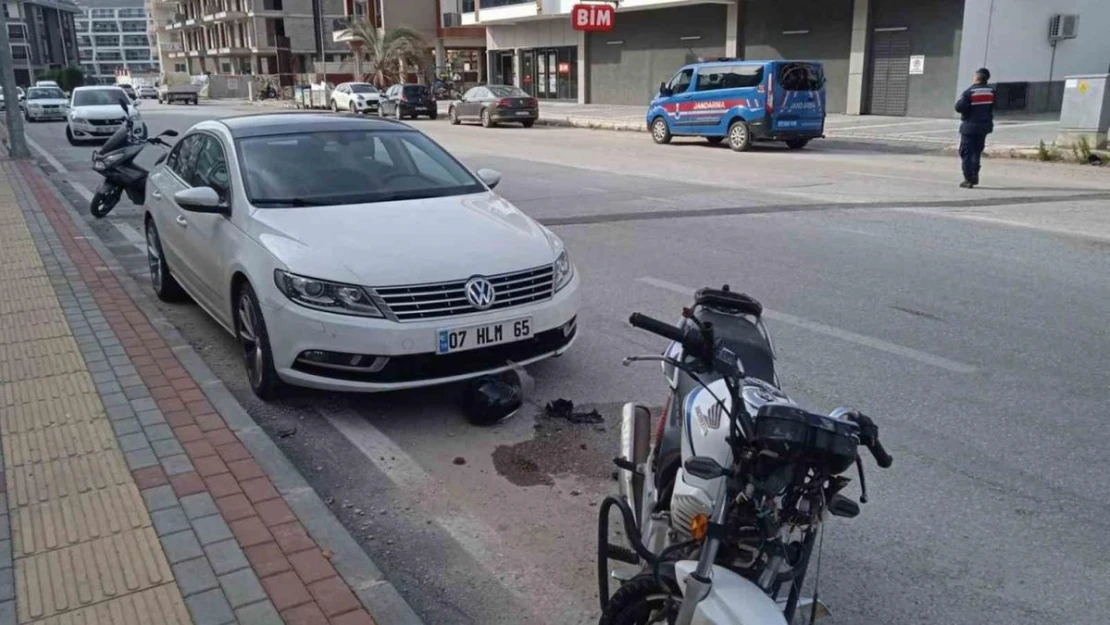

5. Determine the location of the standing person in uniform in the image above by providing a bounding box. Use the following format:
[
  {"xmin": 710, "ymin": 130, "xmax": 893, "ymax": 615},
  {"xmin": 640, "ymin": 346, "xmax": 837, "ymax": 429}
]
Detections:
[{"xmin": 955, "ymin": 67, "xmax": 996, "ymax": 188}]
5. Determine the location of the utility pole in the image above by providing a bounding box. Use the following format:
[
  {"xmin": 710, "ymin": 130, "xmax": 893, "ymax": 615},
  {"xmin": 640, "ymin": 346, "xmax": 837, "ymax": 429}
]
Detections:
[{"xmin": 0, "ymin": 12, "xmax": 31, "ymax": 159}]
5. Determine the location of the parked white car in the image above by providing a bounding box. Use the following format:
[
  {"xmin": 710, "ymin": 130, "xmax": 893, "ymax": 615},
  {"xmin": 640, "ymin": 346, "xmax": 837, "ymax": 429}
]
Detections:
[
  {"xmin": 330, "ymin": 82, "xmax": 381, "ymax": 114},
  {"xmin": 23, "ymin": 86, "xmax": 69, "ymax": 122},
  {"xmin": 143, "ymin": 113, "xmax": 579, "ymax": 398},
  {"xmin": 35, "ymin": 80, "xmax": 60, "ymax": 89},
  {"xmin": 0, "ymin": 87, "xmax": 25, "ymax": 111},
  {"xmin": 67, "ymin": 86, "xmax": 146, "ymax": 145},
  {"xmin": 138, "ymin": 85, "xmax": 158, "ymax": 99}
]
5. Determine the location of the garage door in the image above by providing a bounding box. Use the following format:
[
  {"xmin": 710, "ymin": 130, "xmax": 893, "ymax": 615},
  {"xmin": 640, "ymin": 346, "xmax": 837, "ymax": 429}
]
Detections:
[{"xmin": 867, "ymin": 29, "xmax": 911, "ymax": 116}]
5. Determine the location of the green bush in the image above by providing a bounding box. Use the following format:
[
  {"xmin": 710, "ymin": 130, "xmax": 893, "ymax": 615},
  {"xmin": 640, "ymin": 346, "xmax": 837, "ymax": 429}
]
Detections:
[{"xmin": 36, "ymin": 67, "xmax": 85, "ymax": 92}]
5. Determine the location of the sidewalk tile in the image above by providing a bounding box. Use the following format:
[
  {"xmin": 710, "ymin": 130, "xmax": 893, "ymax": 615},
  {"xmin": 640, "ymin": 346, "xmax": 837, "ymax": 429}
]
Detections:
[
  {"xmin": 141, "ymin": 484, "xmax": 178, "ymax": 512},
  {"xmin": 20, "ymin": 583, "xmax": 194, "ymax": 625},
  {"xmin": 234, "ymin": 599, "xmax": 283, "ymax": 625},
  {"xmin": 11, "ymin": 483, "xmax": 150, "ymax": 556},
  {"xmin": 215, "ymin": 494, "xmax": 255, "ymax": 522},
  {"xmin": 259, "ymin": 571, "xmax": 311, "ymax": 611},
  {"xmin": 152, "ymin": 506, "xmax": 191, "ymax": 537},
  {"xmin": 180, "ymin": 492, "xmax": 218, "ymax": 520},
  {"xmin": 193, "ymin": 514, "xmax": 233, "ymax": 546},
  {"xmin": 218, "ymin": 568, "xmax": 266, "ymax": 608},
  {"xmin": 281, "ymin": 603, "xmax": 328, "ymax": 625},
  {"xmin": 243, "ymin": 542, "xmax": 291, "ymax": 577},
  {"xmin": 184, "ymin": 587, "xmax": 235, "ymax": 625},
  {"xmin": 13, "ymin": 527, "xmax": 171, "ymax": 622},
  {"xmin": 7, "ymin": 450, "xmax": 131, "ymax": 506},
  {"xmin": 270, "ymin": 522, "xmax": 314, "ymax": 555},
  {"xmin": 161, "ymin": 529, "xmax": 204, "ymax": 564},
  {"xmin": 204, "ymin": 539, "xmax": 250, "ymax": 576},
  {"xmin": 230, "ymin": 516, "xmax": 272, "ymax": 548},
  {"xmin": 308, "ymin": 576, "xmax": 360, "ymax": 617},
  {"xmin": 172, "ymin": 556, "xmax": 219, "ymax": 597},
  {"xmin": 331, "ymin": 609, "xmax": 378, "ymax": 625},
  {"xmin": 288, "ymin": 549, "xmax": 336, "ymax": 585}
]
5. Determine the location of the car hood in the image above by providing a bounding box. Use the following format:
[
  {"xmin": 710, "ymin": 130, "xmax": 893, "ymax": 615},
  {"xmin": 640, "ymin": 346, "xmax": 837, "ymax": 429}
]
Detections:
[
  {"xmin": 27, "ymin": 98, "xmax": 67, "ymax": 106},
  {"xmin": 355, "ymin": 93, "xmax": 381, "ymax": 100},
  {"xmin": 73, "ymin": 104, "xmax": 136, "ymax": 119},
  {"xmin": 252, "ymin": 192, "xmax": 557, "ymax": 286}
]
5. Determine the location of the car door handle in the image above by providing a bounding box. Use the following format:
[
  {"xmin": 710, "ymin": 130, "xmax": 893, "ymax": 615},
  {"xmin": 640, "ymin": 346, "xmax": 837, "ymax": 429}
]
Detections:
[
  {"xmin": 175, "ymin": 216, "xmax": 188, "ymax": 227},
  {"xmin": 151, "ymin": 190, "xmax": 162, "ymax": 200}
]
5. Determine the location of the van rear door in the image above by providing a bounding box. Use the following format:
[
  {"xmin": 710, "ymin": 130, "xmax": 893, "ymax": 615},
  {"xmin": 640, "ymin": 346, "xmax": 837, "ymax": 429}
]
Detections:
[{"xmin": 769, "ymin": 62, "xmax": 825, "ymax": 134}]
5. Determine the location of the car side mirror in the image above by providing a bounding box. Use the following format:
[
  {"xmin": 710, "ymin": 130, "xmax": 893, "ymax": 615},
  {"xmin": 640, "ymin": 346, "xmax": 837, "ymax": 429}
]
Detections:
[
  {"xmin": 659, "ymin": 82, "xmax": 672, "ymax": 97},
  {"xmin": 160, "ymin": 129, "xmax": 179, "ymax": 137},
  {"xmin": 477, "ymin": 168, "xmax": 501, "ymax": 190},
  {"xmin": 174, "ymin": 187, "xmax": 226, "ymax": 214}
]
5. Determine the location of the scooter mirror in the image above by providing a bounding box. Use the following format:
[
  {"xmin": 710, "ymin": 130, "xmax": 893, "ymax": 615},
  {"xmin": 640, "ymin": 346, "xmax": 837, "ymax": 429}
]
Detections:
[{"xmin": 684, "ymin": 456, "xmax": 730, "ymax": 481}]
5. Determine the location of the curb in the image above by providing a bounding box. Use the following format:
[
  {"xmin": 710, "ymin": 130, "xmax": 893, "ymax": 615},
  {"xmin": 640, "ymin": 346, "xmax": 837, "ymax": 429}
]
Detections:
[{"xmin": 19, "ymin": 151, "xmax": 425, "ymax": 625}]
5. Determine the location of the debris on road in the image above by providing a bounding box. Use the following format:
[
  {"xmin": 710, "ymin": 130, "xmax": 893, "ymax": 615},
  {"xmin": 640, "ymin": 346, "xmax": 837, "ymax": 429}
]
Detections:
[
  {"xmin": 544, "ymin": 398, "xmax": 603, "ymax": 424},
  {"xmin": 453, "ymin": 456, "xmax": 467, "ymax": 466}
]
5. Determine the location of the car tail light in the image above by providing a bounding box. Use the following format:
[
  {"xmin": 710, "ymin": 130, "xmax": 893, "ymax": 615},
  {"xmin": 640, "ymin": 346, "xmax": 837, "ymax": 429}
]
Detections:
[
  {"xmin": 527, "ymin": 98, "xmax": 538, "ymax": 108},
  {"xmin": 496, "ymin": 98, "xmax": 513, "ymax": 108}
]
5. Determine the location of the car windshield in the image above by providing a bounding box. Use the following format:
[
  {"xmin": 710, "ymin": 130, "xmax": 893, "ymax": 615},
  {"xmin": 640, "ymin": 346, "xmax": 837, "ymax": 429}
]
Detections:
[
  {"xmin": 487, "ymin": 85, "xmax": 528, "ymax": 98},
  {"xmin": 74, "ymin": 89, "xmax": 129, "ymax": 107},
  {"xmin": 402, "ymin": 85, "xmax": 428, "ymax": 97},
  {"xmin": 350, "ymin": 84, "xmax": 377, "ymax": 94},
  {"xmin": 237, "ymin": 129, "xmax": 485, "ymax": 207},
  {"xmin": 27, "ymin": 87, "xmax": 64, "ymax": 100}
]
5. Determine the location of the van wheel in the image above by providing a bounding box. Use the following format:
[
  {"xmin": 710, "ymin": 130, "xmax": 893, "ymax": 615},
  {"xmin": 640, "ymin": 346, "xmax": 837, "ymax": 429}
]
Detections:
[
  {"xmin": 727, "ymin": 120, "xmax": 752, "ymax": 152},
  {"xmin": 786, "ymin": 138, "xmax": 810, "ymax": 150},
  {"xmin": 706, "ymin": 136, "xmax": 724, "ymax": 145},
  {"xmin": 650, "ymin": 117, "xmax": 672, "ymax": 144}
]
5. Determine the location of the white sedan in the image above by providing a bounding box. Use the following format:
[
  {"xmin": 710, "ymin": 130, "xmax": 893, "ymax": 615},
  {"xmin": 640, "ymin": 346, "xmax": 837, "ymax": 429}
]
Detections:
[
  {"xmin": 330, "ymin": 82, "xmax": 381, "ymax": 114},
  {"xmin": 67, "ymin": 86, "xmax": 147, "ymax": 145},
  {"xmin": 23, "ymin": 85, "xmax": 69, "ymax": 122},
  {"xmin": 143, "ymin": 113, "xmax": 579, "ymax": 398}
]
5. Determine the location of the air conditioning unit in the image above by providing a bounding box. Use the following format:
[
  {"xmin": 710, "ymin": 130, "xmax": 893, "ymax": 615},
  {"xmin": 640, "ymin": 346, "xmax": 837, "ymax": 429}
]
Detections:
[
  {"xmin": 443, "ymin": 12, "xmax": 461, "ymax": 27},
  {"xmin": 1048, "ymin": 14, "xmax": 1079, "ymax": 41}
]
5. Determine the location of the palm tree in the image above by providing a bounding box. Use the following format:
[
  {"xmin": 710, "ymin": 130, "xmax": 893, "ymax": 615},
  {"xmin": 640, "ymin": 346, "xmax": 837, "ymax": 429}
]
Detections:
[{"xmin": 344, "ymin": 21, "xmax": 429, "ymax": 87}]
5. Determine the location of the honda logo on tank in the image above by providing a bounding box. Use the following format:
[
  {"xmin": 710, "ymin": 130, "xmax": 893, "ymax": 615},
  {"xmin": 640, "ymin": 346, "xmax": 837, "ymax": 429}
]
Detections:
[{"xmin": 571, "ymin": 3, "xmax": 614, "ymax": 32}]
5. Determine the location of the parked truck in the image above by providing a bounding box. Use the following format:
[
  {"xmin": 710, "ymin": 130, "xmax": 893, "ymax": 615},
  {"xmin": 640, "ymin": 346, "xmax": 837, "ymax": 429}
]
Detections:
[{"xmin": 158, "ymin": 72, "xmax": 200, "ymax": 105}]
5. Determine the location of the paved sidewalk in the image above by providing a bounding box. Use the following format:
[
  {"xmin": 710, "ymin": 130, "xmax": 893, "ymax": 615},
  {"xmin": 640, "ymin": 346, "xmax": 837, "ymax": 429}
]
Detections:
[{"xmin": 0, "ymin": 155, "xmax": 414, "ymax": 624}]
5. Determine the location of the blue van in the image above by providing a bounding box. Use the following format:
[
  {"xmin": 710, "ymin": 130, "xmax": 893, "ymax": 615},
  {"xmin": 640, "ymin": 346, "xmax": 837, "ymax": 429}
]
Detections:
[{"xmin": 647, "ymin": 59, "xmax": 826, "ymax": 151}]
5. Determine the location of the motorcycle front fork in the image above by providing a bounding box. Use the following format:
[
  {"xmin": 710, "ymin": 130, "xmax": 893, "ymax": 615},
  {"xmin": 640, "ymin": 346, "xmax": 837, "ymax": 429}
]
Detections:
[{"xmin": 673, "ymin": 486, "xmax": 728, "ymax": 625}]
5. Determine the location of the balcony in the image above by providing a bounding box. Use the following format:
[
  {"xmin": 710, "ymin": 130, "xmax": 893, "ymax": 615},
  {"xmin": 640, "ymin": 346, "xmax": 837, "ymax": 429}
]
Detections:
[
  {"xmin": 210, "ymin": 45, "xmax": 251, "ymax": 55},
  {"xmin": 204, "ymin": 9, "xmax": 248, "ymax": 22}
]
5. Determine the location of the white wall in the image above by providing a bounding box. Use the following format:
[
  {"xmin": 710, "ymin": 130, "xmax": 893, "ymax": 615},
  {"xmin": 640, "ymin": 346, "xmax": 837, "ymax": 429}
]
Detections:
[
  {"xmin": 487, "ymin": 18, "xmax": 576, "ymax": 50},
  {"xmin": 960, "ymin": 0, "xmax": 1110, "ymax": 88}
]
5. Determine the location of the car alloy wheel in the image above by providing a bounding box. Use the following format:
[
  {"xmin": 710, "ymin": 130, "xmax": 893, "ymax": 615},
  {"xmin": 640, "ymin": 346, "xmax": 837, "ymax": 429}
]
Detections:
[
  {"xmin": 235, "ymin": 283, "xmax": 283, "ymax": 400},
  {"xmin": 350, "ymin": 102, "xmax": 358, "ymax": 114},
  {"xmin": 449, "ymin": 107, "xmax": 460, "ymax": 125},
  {"xmin": 481, "ymin": 109, "xmax": 494, "ymax": 128},
  {"xmin": 651, "ymin": 117, "xmax": 672, "ymax": 144},
  {"xmin": 332, "ymin": 99, "xmax": 339, "ymax": 112},
  {"xmin": 145, "ymin": 219, "xmax": 183, "ymax": 301},
  {"xmin": 728, "ymin": 120, "xmax": 752, "ymax": 152},
  {"xmin": 395, "ymin": 105, "xmax": 403, "ymax": 120}
]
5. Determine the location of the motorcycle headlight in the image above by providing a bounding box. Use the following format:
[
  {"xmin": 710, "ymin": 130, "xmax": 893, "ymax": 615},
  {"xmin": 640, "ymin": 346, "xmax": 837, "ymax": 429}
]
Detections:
[{"xmin": 273, "ymin": 270, "xmax": 383, "ymax": 318}]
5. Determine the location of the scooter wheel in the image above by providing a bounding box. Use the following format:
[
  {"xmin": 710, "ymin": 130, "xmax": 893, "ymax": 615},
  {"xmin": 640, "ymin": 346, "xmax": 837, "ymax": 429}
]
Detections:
[
  {"xmin": 90, "ymin": 187, "xmax": 122, "ymax": 219},
  {"xmin": 599, "ymin": 574, "xmax": 679, "ymax": 625}
]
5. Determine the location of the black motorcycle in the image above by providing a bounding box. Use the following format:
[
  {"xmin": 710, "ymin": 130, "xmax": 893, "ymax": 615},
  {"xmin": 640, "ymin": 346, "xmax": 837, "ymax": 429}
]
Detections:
[{"xmin": 89, "ymin": 103, "xmax": 178, "ymax": 219}]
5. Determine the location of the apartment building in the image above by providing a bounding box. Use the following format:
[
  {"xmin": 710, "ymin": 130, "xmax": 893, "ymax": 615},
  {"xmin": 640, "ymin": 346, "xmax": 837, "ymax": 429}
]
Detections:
[
  {"xmin": 74, "ymin": 0, "xmax": 158, "ymax": 84},
  {"xmin": 149, "ymin": 0, "xmax": 349, "ymax": 76},
  {"xmin": 3, "ymin": 0, "xmax": 81, "ymax": 86},
  {"xmin": 466, "ymin": 0, "xmax": 1110, "ymax": 117}
]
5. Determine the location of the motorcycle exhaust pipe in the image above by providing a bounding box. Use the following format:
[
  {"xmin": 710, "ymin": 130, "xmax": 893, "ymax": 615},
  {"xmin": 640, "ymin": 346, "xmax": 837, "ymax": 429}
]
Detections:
[{"xmin": 619, "ymin": 403, "xmax": 652, "ymax": 525}]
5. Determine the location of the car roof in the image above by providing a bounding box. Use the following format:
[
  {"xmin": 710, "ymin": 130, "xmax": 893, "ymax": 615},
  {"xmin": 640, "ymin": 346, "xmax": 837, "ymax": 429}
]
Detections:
[
  {"xmin": 217, "ymin": 113, "xmax": 412, "ymax": 139},
  {"xmin": 74, "ymin": 85, "xmax": 124, "ymax": 91}
]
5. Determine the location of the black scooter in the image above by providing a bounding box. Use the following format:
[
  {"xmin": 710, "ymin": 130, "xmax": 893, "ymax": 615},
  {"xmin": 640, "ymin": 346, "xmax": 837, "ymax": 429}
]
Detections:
[{"xmin": 89, "ymin": 102, "xmax": 178, "ymax": 218}]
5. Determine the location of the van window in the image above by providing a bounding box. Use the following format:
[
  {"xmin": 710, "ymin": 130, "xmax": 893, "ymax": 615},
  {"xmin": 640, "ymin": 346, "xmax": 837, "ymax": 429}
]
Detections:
[
  {"xmin": 667, "ymin": 68, "xmax": 693, "ymax": 94},
  {"xmin": 777, "ymin": 62, "xmax": 824, "ymax": 91},
  {"xmin": 696, "ymin": 65, "xmax": 765, "ymax": 92}
]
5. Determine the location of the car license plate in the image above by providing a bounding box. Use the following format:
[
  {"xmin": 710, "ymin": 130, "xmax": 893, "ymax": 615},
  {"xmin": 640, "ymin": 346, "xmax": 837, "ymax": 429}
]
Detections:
[
  {"xmin": 94, "ymin": 127, "xmax": 117, "ymax": 135},
  {"xmin": 515, "ymin": 111, "xmax": 531, "ymax": 116},
  {"xmin": 437, "ymin": 317, "xmax": 532, "ymax": 355},
  {"xmin": 414, "ymin": 106, "xmax": 426, "ymax": 111}
]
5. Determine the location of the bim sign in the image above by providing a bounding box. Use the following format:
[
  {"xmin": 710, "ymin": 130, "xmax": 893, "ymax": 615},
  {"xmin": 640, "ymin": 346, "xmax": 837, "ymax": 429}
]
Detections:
[{"xmin": 571, "ymin": 4, "xmax": 614, "ymax": 32}]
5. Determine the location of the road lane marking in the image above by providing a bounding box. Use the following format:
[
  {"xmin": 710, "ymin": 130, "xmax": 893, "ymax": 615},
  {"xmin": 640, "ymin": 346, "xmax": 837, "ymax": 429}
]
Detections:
[
  {"xmin": 114, "ymin": 222, "xmax": 147, "ymax": 251},
  {"xmin": 69, "ymin": 180, "xmax": 93, "ymax": 200},
  {"xmin": 26, "ymin": 135, "xmax": 68, "ymax": 173},
  {"xmin": 826, "ymin": 119, "xmax": 950, "ymax": 132},
  {"xmin": 638, "ymin": 276, "xmax": 977, "ymax": 374}
]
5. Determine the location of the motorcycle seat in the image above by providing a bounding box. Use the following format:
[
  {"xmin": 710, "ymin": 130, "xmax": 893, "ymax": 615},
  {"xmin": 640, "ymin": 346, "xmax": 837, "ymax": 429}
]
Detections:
[{"xmin": 695, "ymin": 308, "xmax": 776, "ymax": 385}]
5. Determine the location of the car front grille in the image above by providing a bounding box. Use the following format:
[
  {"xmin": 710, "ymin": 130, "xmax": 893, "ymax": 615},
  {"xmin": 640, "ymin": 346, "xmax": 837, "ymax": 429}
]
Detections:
[
  {"xmin": 372, "ymin": 265, "xmax": 555, "ymax": 322},
  {"xmin": 89, "ymin": 118, "xmax": 125, "ymax": 126}
]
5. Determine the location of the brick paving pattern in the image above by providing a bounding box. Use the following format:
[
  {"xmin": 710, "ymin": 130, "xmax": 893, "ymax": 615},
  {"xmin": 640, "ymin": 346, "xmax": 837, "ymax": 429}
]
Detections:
[{"xmin": 0, "ymin": 156, "xmax": 380, "ymax": 625}]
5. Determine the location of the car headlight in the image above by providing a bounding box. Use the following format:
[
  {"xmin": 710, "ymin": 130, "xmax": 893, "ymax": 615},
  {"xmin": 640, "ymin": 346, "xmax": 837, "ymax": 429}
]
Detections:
[
  {"xmin": 273, "ymin": 270, "xmax": 383, "ymax": 317},
  {"xmin": 554, "ymin": 249, "xmax": 573, "ymax": 292}
]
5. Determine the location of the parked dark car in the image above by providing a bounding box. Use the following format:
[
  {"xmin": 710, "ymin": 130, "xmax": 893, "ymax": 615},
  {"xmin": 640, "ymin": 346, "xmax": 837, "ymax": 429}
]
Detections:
[
  {"xmin": 119, "ymin": 84, "xmax": 138, "ymax": 101},
  {"xmin": 449, "ymin": 85, "xmax": 538, "ymax": 128},
  {"xmin": 379, "ymin": 84, "xmax": 437, "ymax": 120}
]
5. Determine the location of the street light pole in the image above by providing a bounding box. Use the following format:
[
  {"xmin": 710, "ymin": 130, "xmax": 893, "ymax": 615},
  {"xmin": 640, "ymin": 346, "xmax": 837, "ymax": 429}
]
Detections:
[{"xmin": 0, "ymin": 13, "xmax": 31, "ymax": 159}]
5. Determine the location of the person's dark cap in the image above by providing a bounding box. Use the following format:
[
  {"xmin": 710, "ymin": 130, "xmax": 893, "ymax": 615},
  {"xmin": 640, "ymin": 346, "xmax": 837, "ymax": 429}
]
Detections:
[{"xmin": 975, "ymin": 67, "xmax": 991, "ymax": 81}]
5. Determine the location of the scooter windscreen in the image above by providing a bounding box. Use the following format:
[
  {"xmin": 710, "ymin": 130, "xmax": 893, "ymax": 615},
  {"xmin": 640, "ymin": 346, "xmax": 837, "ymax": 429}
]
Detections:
[{"xmin": 100, "ymin": 123, "xmax": 131, "ymax": 153}]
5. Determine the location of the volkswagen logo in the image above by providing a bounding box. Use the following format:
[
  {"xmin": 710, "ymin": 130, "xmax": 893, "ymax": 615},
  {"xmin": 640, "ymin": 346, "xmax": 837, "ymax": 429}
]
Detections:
[{"xmin": 465, "ymin": 277, "xmax": 496, "ymax": 310}]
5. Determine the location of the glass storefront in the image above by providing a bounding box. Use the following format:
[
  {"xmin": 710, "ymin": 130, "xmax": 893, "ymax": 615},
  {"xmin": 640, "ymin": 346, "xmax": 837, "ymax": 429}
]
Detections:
[{"xmin": 520, "ymin": 46, "xmax": 576, "ymax": 100}]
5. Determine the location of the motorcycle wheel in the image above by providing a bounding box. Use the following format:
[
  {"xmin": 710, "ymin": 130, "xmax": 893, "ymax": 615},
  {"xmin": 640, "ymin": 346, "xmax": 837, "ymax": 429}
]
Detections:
[
  {"xmin": 90, "ymin": 185, "xmax": 122, "ymax": 219},
  {"xmin": 600, "ymin": 575, "xmax": 678, "ymax": 625}
]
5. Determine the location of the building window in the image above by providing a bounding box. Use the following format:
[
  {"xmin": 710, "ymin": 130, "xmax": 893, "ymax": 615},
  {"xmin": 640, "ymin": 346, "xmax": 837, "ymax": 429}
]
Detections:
[
  {"xmin": 123, "ymin": 35, "xmax": 149, "ymax": 47},
  {"xmin": 518, "ymin": 46, "xmax": 577, "ymax": 100},
  {"xmin": 125, "ymin": 49, "xmax": 150, "ymax": 60},
  {"xmin": 90, "ymin": 8, "xmax": 114, "ymax": 18},
  {"xmin": 94, "ymin": 35, "xmax": 120, "ymax": 46},
  {"xmin": 175, "ymin": 63, "xmax": 187, "ymax": 72},
  {"xmin": 12, "ymin": 45, "xmax": 28, "ymax": 60},
  {"xmin": 7, "ymin": 24, "xmax": 25, "ymax": 40},
  {"xmin": 118, "ymin": 8, "xmax": 146, "ymax": 18},
  {"xmin": 262, "ymin": 0, "xmax": 283, "ymax": 10},
  {"xmin": 120, "ymin": 20, "xmax": 146, "ymax": 32},
  {"xmin": 97, "ymin": 50, "xmax": 123, "ymax": 61},
  {"xmin": 93, "ymin": 22, "xmax": 119, "ymax": 32}
]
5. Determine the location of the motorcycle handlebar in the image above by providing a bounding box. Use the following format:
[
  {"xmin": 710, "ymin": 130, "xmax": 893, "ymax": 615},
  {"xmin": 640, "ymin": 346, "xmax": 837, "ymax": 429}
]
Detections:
[
  {"xmin": 628, "ymin": 313, "xmax": 708, "ymax": 356},
  {"xmin": 847, "ymin": 412, "xmax": 893, "ymax": 468}
]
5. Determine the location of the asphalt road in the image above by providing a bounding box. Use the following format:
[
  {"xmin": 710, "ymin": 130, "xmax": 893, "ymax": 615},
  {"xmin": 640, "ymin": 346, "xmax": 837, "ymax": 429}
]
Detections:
[{"xmin": 21, "ymin": 101, "xmax": 1110, "ymax": 625}]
